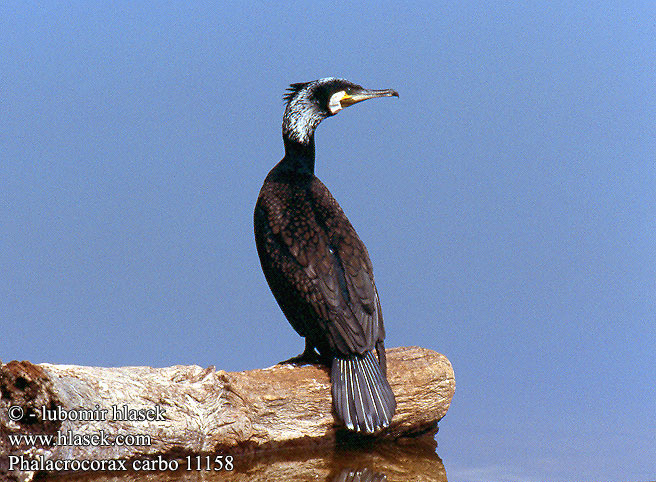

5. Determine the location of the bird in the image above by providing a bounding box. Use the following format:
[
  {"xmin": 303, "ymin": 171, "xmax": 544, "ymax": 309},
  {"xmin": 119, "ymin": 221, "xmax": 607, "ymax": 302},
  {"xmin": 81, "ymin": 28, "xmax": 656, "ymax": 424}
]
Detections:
[{"xmin": 254, "ymin": 77, "xmax": 398, "ymax": 433}]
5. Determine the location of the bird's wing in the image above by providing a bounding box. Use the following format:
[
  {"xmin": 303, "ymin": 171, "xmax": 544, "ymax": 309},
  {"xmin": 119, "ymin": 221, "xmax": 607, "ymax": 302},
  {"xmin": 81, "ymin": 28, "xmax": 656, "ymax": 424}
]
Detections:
[{"xmin": 254, "ymin": 181, "xmax": 382, "ymax": 355}]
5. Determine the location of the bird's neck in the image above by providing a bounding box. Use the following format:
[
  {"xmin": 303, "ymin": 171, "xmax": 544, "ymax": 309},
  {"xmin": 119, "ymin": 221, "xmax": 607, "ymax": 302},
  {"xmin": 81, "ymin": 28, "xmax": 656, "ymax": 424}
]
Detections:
[{"xmin": 278, "ymin": 135, "xmax": 316, "ymax": 175}]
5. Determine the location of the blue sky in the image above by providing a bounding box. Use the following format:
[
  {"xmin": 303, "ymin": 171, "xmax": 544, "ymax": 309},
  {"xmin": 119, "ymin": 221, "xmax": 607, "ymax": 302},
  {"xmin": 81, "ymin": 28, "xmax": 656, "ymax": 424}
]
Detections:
[{"xmin": 2, "ymin": 2, "xmax": 654, "ymax": 481}]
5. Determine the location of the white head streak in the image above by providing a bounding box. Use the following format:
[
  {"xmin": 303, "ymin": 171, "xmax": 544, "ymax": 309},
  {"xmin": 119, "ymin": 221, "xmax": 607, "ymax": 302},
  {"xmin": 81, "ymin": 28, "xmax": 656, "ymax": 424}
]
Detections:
[{"xmin": 282, "ymin": 77, "xmax": 345, "ymax": 144}]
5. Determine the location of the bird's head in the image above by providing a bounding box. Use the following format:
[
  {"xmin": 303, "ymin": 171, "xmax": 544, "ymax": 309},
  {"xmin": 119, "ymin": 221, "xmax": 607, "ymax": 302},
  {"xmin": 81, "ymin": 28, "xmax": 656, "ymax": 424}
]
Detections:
[{"xmin": 282, "ymin": 78, "xmax": 399, "ymax": 144}]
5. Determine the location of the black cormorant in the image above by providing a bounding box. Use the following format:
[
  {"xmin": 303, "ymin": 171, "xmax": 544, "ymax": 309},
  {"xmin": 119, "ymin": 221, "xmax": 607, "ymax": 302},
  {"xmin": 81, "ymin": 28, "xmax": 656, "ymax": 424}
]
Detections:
[{"xmin": 254, "ymin": 77, "xmax": 398, "ymax": 433}]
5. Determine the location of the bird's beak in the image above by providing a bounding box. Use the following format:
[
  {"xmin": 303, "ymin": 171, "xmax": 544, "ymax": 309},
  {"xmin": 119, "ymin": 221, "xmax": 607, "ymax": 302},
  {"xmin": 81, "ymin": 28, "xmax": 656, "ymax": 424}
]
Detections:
[{"xmin": 340, "ymin": 88, "xmax": 399, "ymax": 107}]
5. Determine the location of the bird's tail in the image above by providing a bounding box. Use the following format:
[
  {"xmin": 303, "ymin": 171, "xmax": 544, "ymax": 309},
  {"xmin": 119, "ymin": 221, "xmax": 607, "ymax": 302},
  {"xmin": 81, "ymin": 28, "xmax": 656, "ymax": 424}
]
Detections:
[{"xmin": 331, "ymin": 350, "xmax": 396, "ymax": 433}]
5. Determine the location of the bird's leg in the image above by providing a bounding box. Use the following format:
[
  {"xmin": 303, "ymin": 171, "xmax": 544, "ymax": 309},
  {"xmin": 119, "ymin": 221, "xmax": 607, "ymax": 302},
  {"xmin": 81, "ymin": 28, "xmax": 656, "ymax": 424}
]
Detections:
[
  {"xmin": 375, "ymin": 340, "xmax": 388, "ymax": 377},
  {"xmin": 278, "ymin": 339, "xmax": 323, "ymax": 365}
]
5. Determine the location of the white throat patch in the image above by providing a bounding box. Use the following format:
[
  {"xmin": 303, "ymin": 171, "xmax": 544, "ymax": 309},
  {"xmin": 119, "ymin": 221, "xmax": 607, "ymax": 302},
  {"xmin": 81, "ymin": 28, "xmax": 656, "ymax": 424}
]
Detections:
[{"xmin": 329, "ymin": 90, "xmax": 346, "ymax": 114}]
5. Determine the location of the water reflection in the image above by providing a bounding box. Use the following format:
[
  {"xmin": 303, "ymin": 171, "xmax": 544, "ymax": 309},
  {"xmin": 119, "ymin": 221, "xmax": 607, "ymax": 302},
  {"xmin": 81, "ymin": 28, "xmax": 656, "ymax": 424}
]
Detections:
[
  {"xmin": 40, "ymin": 435, "xmax": 447, "ymax": 482},
  {"xmin": 332, "ymin": 467, "xmax": 387, "ymax": 481}
]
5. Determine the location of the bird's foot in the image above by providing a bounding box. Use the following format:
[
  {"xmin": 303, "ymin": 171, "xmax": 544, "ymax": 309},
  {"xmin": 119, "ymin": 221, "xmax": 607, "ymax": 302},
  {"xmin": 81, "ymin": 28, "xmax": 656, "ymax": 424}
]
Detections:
[{"xmin": 278, "ymin": 343, "xmax": 323, "ymax": 366}]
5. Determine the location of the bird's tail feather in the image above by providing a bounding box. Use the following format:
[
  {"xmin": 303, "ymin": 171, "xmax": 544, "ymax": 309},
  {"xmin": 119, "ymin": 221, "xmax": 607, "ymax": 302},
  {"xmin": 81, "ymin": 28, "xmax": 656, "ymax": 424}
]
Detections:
[{"xmin": 331, "ymin": 351, "xmax": 396, "ymax": 433}]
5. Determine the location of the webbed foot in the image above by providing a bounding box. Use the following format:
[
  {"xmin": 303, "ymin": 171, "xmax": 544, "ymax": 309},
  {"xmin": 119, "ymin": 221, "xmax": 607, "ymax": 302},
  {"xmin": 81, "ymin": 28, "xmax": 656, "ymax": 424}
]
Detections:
[{"xmin": 278, "ymin": 340, "xmax": 324, "ymax": 365}]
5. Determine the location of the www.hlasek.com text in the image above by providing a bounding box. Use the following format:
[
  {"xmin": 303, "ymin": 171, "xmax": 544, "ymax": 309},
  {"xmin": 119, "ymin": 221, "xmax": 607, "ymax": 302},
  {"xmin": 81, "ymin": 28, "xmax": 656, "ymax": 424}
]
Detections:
[{"xmin": 9, "ymin": 429, "xmax": 151, "ymax": 447}]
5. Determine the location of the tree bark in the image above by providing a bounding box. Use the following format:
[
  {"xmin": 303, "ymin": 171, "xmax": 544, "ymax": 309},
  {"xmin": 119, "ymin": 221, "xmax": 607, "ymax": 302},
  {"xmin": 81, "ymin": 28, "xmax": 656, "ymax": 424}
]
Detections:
[{"xmin": 0, "ymin": 347, "xmax": 454, "ymax": 482}]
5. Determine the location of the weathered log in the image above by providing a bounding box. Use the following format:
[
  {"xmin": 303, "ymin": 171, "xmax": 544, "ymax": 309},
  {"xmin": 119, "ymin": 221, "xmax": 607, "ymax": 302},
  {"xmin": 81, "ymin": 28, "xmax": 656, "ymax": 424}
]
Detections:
[{"xmin": 0, "ymin": 347, "xmax": 455, "ymax": 482}]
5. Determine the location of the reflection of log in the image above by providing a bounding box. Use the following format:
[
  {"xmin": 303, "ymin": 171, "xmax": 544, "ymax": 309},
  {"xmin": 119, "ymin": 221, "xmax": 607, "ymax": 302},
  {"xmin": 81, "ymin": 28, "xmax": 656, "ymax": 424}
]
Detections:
[
  {"xmin": 1, "ymin": 347, "xmax": 454, "ymax": 482},
  {"xmin": 43, "ymin": 435, "xmax": 448, "ymax": 482}
]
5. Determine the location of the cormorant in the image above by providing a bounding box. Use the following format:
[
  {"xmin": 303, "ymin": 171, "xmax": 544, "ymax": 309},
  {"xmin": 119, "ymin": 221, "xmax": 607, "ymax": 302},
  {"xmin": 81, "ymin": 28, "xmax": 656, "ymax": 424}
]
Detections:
[{"xmin": 254, "ymin": 78, "xmax": 398, "ymax": 433}]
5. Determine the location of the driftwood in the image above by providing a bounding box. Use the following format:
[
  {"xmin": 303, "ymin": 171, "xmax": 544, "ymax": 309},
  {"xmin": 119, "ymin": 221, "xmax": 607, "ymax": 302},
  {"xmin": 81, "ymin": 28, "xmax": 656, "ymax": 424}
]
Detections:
[{"xmin": 0, "ymin": 347, "xmax": 455, "ymax": 482}]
